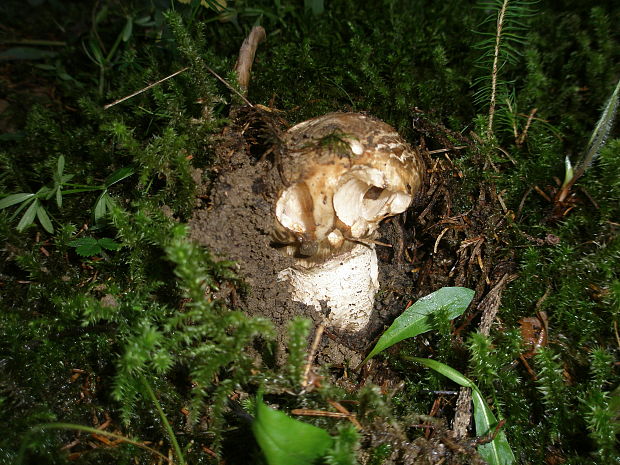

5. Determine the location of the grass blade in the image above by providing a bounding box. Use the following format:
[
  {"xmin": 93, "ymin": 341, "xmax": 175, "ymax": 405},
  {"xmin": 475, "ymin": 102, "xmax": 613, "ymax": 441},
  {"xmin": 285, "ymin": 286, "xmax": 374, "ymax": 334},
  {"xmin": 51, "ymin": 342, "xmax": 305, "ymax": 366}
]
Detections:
[
  {"xmin": 142, "ymin": 377, "xmax": 185, "ymax": 465},
  {"xmin": 104, "ymin": 166, "xmax": 134, "ymax": 187},
  {"xmin": 584, "ymin": 78, "xmax": 620, "ymax": 169}
]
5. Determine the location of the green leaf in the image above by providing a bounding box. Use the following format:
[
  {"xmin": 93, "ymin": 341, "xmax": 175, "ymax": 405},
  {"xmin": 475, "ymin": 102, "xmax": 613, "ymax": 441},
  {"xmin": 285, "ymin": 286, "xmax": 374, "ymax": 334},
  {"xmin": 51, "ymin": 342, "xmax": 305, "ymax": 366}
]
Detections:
[
  {"xmin": 364, "ymin": 287, "xmax": 474, "ymax": 362},
  {"xmin": 36, "ymin": 205, "xmax": 53, "ymax": 233},
  {"xmin": 17, "ymin": 200, "xmax": 39, "ymax": 231},
  {"xmin": 105, "ymin": 194, "xmax": 117, "ymax": 211},
  {"xmin": 0, "ymin": 47, "xmax": 57, "ymax": 61},
  {"xmin": 69, "ymin": 237, "xmax": 101, "ymax": 257},
  {"xmin": 56, "ymin": 187, "xmax": 62, "ymax": 208},
  {"xmin": 87, "ymin": 38, "xmax": 104, "ymax": 65},
  {"xmin": 122, "ymin": 17, "xmax": 133, "ymax": 42},
  {"xmin": 98, "ymin": 237, "xmax": 121, "ymax": 251},
  {"xmin": 472, "ymin": 389, "xmax": 515, "ymax": 465},
  {"xmin": 104, "ymin": 167, "xmax": 134, "ymax": 187},
  {"xmin": 252, "ymin": 394, "xmax": 333, "ymax": 465},
  {"xmin": 561, "ymin": 156, "xmax": 574, "ymax": 189},
  {"xmin": 94, "ymin": 192, "xmax": 108, "ymax": 221},
  {"xmin": 0, "ymin": 193, "xmax": 35, "ymax": 209},
  {"xmin": 57, "ymin": 155, "xmax": 65, "ymax": 178},
  {"xmin": 409, "ymin": 357, "xmax": 514, "ymax": 465},
  {"xmin": 409, "ymin": 357, "xmax": 474, "ymax": 388}
]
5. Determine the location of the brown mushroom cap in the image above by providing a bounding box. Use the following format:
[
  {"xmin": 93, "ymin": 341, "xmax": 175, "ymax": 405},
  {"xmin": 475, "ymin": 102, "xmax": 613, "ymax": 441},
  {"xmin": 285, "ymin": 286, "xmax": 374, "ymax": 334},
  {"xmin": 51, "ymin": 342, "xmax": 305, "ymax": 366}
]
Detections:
[{"xmin": 273, "ymin": 112, "xmax": 425, "ymax": 262}]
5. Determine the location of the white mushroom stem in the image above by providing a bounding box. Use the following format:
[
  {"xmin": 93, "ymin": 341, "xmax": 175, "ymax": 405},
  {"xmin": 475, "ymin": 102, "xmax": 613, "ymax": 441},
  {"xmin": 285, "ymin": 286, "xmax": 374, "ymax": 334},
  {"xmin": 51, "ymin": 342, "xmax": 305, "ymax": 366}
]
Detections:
[{"xmin": 277, "ymin": 244, "xmax": 379, "ymax": 332}]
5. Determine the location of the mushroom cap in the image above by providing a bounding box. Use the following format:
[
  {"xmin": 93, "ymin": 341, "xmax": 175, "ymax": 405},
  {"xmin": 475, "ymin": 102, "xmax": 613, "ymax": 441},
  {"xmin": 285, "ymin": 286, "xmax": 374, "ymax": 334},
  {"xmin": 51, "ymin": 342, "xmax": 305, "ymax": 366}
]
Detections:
[{"xmin": 273, "ymin": 112, "xmax": 425, "ymax": 262}]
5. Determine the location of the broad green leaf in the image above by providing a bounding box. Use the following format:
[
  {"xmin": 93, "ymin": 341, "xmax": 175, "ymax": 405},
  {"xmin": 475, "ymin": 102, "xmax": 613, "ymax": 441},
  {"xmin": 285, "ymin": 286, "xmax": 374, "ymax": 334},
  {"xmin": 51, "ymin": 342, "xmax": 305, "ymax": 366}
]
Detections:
[
  {"xmin": 104, "ymin": 167, "xmax": 134, "ymax": 187},
  {"xmin": 56, "ymin": 187, "xmax": 62, "ymax": 208},
  {"xmin": 36, "ymin": 205, "xmax": 53, "ymax": 233},
  {"xmin": 17, "ymin": 200, "xmax": 39, "ymax": 231},
  {"xmin": 98, "ymin": 237, "xmax": 121, "ymax": 251},
  {"xmin": 0, "ymin": 193, "xmax": 35, "ymax": 209},
  {"xmin": 252, "ymin": 394, "xmax": 333, "ymax": 465},
  {"xmin": 69, "ymin": 237, "xmax": 101, "ymax": 257},
  {"xmin": 472, "ymin": 389, "xmax": 515, "ymax": 465},
  {"xmin": 364, "ymin": 287, "xmax": 474, "ymax": 362},
  {"xmin": 94, "ymin": 192, "xmax": 107, "ymax": 221},
  {"xmin": 410, "ymin": 357, "xmax": 514, "ymax": 465},
  {"xmin": 408, "ymin": 357, "xmax": 474, "ymax": 388}
]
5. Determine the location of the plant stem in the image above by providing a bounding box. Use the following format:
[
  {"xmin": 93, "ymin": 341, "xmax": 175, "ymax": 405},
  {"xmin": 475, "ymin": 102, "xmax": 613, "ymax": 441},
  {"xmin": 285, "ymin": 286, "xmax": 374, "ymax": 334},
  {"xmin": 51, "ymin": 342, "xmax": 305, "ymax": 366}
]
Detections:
[
  {"xmin": 488, "ymin": 0, "xmax": 509, "ymax": 139},
  {"xmin": 142, "ymin": 377, "xmax": 186, "ymax": 465},
  {"xmin": 17, "ymin": 423, "xmax": 173, "ymax": 464}
]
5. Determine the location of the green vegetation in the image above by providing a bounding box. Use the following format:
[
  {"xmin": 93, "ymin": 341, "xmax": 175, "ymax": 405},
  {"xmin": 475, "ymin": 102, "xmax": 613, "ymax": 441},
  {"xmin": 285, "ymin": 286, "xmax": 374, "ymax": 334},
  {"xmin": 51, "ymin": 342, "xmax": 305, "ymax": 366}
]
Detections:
[{"xmin": 1, "ymin": 0, "xmax": 619, "ymax": 464}]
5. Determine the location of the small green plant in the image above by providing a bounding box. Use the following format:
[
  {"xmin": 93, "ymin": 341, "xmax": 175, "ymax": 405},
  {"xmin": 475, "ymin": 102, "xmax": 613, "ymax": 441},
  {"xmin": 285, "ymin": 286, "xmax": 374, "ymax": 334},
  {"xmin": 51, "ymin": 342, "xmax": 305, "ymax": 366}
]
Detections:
[
  {"xmin": 0, "ymin": 155, "xmax": 134, "ymax": 233},
  {"xmin": 363, "ymin": 287, "xmax": 514, "ymax": 465},
  {"xmin": 409, "ymin": 357, "xmax": 515, "ymax": 465},
  {"xmin": 82, "ymin": 6, "xmax": 136, "ymax": 97},
  {"xmin": 0, "ymin": 155, "xmax": 72, "ymax": 233},
  {"xmin": 68, "ymin": 236, "xmax": 122, "ymax": 257},
  {"xmin": 558, "ymin": 78, "xmax": 620, "ymax": 202}
]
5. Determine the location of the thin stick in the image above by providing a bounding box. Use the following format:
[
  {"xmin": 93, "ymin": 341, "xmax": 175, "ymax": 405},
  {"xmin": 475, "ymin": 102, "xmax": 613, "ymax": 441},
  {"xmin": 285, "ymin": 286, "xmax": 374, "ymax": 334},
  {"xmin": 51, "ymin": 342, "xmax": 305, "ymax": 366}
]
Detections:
[
  {"xmin": 301, "ymin": 323, "xmax": 325, "ymax": 388},
  {"xmin": 1, "ymin": 39, "xmax": 67, "ymax": 46},
  {"xmin": 291, "ymin": 409, "xmax": 351, "ymax": 418},
  {"xmin": 427, "ymin": 146, "xmax": 468, "ymax": 155},
  {"xmin": 516, "ymin": 108, "xmax": 537, "ymax": 146},
  {"xmin": 327, "ymin": 399, "xmax": 363, "ymax": 430},
  {"xmin": 204, "ymin": 65, "xmax": 253, "ymax": 107},
  {"xmin": 104, "ymin": 67, "xmax": 189, "ymax": 110}
]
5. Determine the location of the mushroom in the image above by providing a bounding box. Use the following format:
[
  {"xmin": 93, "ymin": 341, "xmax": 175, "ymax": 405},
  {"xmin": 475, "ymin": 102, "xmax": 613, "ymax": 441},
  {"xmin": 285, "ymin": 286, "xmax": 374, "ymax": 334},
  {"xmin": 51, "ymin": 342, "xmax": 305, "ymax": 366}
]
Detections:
[{"xmin": 273, "ymin": 112, "xmax": 425, "ymax": 333}]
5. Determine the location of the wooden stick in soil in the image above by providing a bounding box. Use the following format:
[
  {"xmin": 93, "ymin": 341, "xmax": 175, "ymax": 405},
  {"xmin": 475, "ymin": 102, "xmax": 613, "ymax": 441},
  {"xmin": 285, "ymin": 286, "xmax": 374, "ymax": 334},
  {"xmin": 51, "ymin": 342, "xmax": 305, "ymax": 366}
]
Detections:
[{"xmin": 301, "ymin": 323, "xmax": 325, "ymax": 389}]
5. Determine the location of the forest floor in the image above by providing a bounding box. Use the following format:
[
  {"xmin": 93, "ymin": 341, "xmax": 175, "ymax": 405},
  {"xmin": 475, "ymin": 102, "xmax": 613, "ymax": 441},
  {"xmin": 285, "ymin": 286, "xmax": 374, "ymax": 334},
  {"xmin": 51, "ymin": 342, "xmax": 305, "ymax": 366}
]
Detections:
[{"xmin": 1, "ymin": 1, "xmax": 619, "ymax": 464}]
